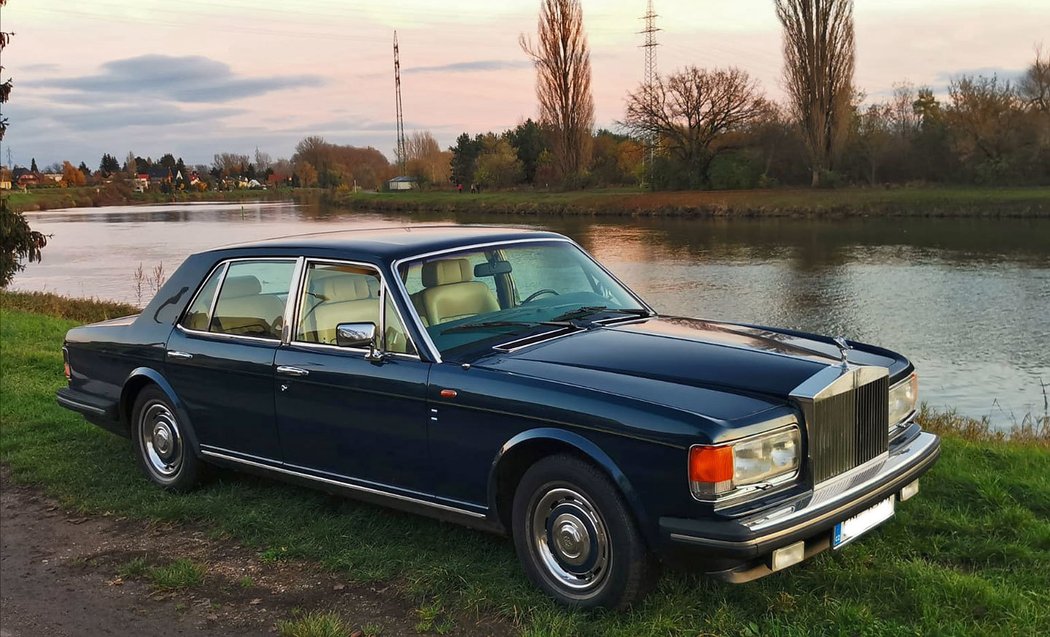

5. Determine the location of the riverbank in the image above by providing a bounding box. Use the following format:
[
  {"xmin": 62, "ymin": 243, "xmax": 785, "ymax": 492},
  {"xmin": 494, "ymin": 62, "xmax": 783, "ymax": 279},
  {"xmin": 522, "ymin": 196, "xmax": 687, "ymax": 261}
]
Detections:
[
  {"xmin": 9, "ymin": 184, "xmax": 1050, "ymax": 218},
  {"xmin": 2, "ymin": 290, "xmax": 1047, "ymax": 635},
  {"xmin": 328, "ymin": 185, "xmax": 1050, "ymax": 218},
  {"xmin": 4, "ymin": 184, "xmax": 294, "ymax": 213}
]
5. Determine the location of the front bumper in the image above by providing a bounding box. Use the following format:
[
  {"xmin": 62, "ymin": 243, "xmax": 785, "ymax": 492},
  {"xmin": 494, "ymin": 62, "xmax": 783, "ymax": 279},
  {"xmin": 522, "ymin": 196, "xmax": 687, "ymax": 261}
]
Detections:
[{"xmin": 660, "ymin": 426, "xmax": 941, "ymax": 582}]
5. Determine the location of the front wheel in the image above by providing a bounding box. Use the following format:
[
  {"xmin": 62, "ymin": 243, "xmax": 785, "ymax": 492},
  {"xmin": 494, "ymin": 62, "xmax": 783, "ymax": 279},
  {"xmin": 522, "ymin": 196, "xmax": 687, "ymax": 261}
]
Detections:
[
  {"xmin": 131, "ymin": 386, "xmax": 204, "ymax": 492},
  {"xmin": 512, "ymin": 454, "xmax": 659, "ymax": 609}
]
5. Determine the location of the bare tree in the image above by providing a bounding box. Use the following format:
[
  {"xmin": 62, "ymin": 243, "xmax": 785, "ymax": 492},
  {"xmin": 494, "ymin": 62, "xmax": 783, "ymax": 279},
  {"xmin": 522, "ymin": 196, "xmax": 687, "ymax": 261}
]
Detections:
[
  {"xmin": 253, "ymin": 147, "xmax": 272, "ymax": 172},
  {"xmin": 1019, "ymin": 44, "xmax": 1049, "ymax": 113},
  {"xmin": 775, "ymin": 0, "xmax": 856, "ymax": 186},
  {"xmin": 0, "ymin": 0, "xmax": 10, "ymax": 141},
  {"xmin": 520, "ymin": 0, "xmax": 595, "ymax": 183},
  {"xmin": 623, "ymin": 67, "xmax": 767, "ymax": 187},
  {"xmin": 404, "ymin": 131, "xmax": 451, "ymax": 186},
  {"xmin": 212, "ymin": 153, "xmax": 249, "ymax": 178},
  {"xmin": 946, "ymin": 74, "xmax": 1021, "ymax": 165}
]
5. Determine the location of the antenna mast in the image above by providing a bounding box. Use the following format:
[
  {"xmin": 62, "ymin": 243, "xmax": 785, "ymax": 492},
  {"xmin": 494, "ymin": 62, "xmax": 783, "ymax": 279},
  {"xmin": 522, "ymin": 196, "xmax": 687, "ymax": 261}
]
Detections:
[
  {"xmin": 393, "ymin": 30, "xmax": 407, "ymax": 175},
  {"xmin": 639, "ymin": 1, "xmax": 659, "ymax": 187}
]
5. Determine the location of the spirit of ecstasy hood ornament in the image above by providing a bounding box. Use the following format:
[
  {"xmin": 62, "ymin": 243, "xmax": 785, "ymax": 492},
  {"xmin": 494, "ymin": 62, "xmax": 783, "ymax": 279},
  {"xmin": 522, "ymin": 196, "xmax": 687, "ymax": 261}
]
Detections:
[{"xmin": 833, "ymin": 336, "xmax": 851, "ymax": 369}]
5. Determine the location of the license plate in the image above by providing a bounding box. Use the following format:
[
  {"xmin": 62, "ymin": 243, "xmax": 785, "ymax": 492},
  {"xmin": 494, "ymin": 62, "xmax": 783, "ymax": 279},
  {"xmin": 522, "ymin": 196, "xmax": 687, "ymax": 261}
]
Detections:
[{"xmin": 832, "ymin": 496, "xmax": 895, "ymax": 549}]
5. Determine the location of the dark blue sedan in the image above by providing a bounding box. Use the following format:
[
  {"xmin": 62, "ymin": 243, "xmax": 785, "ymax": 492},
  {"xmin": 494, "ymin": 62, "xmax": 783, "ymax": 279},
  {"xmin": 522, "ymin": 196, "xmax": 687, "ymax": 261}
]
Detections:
[{"xmin": 57, "ymin": 226, "xmax": 939, "ymax": 608}]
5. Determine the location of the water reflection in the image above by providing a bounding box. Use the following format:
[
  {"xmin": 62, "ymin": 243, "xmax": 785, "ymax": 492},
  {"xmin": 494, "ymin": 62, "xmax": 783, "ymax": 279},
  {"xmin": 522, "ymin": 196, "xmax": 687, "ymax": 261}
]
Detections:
[{"xmin": 12, "ymin": 200, "xmax": 1050, "ymax": 428}]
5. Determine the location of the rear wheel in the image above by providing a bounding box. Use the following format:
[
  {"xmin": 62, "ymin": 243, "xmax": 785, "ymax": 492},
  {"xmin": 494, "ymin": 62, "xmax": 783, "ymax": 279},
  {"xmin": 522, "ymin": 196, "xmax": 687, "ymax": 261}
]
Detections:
[
  {"xmin": 131, "ymin": 386, "xmax": 203, "ymax": 491},
  {"xmin": 511, "ymin": 454, "xmax": 659, "ymax": 609}
]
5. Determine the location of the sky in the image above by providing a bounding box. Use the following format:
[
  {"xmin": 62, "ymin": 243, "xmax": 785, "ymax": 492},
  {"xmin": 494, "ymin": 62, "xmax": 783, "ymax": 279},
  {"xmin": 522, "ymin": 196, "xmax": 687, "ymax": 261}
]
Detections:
[{"xmin": 1, "ymin": 0, "xmax": 1047, "ymax": 169}]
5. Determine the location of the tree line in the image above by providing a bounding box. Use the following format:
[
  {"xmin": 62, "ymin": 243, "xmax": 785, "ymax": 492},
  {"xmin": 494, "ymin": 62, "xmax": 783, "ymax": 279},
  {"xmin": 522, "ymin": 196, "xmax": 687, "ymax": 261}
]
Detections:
[{"xmin": 500, "ymin": 0, "xmax": 1050, "ymax": 190}]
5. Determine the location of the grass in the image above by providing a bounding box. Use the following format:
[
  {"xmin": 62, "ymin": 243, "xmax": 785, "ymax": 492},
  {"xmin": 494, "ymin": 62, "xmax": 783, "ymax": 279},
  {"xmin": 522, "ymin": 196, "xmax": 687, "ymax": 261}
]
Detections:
[
  {"xmin": 1, "ymin": 290, "xmax": 140, "ymax": 323},
  {"xmin": 5, "ymin": 185, "xmax": 288, "ymax": 213},
  {"xmin": 115, "ymin": 555, "xmax": 205, "ymax": 590},
  {"xmin": 329, "ymin": 185, "xmax": 1050, "ymax": 218},
  {"xmin": 8, "ymin": 184, "xmax": 1050, "ymax": 217},
  {"xmin": 2, "ymin": 294, "xmax": 1049, "ymax": 636},
  {"xmin": 146, "ymin": 558, "xmax": 206, "ymax": 591},
  {"xmin": 277, "ymin": 610, "xmax": 353, "ymax": 637}
]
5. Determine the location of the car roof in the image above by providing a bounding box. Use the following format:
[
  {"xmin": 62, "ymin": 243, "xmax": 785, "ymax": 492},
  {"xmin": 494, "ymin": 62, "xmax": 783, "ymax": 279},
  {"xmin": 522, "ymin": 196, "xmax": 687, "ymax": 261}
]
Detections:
[{"xmin": 209, "ymin": 225, "xmax": 569, "ymax": 262}]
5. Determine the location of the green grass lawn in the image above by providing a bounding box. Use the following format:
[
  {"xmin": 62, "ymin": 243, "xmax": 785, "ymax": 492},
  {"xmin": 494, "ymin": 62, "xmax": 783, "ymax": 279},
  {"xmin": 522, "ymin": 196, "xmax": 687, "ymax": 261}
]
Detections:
[
  {"xmin": 5, "ymin": 186, "xmax": 289, "ymax": 213},
  {"xmin": 333, "ymin": 185, "xmax": 1050, "ymax": 218},
  {"xmin": 2, "ymin": 297, "xmax": 1048, "ymax": 636}
]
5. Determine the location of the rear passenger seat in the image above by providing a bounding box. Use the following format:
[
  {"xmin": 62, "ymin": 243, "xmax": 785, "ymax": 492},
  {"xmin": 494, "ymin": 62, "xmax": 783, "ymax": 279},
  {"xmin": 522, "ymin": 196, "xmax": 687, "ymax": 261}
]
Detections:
[{"xmin": 212, "ymin": 275, "xmax": 286, "ymax": 339}]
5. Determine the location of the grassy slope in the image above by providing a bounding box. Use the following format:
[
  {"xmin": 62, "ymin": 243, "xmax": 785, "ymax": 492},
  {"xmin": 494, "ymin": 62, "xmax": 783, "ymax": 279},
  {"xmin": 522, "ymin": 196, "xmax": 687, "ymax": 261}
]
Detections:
[
  {"xmin": 1, "ymin": 299, "xmax": 1048, "ymax": 636},
  {"xmin": 5, "ymin": 186, "xmax": 290, "ymax": 213},
  {"xmin": 330, "ymin": 186, "xmax": 1050, "ymax": 218}
]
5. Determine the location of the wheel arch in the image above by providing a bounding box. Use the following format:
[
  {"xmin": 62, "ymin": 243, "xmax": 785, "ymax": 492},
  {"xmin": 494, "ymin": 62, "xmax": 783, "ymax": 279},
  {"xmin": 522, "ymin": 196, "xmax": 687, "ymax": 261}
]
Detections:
[
  {"xmin": 487, "ymin": 428, "xmax": 656, "ymax": 546},
  {"xmin": 120, "ymin": 367, "xmax": 201, "ymax": 456}
]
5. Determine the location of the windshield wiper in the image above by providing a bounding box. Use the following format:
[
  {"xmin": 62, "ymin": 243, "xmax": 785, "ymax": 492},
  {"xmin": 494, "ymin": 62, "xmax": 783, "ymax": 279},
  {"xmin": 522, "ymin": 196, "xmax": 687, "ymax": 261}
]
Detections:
[
  {"xmin": 549, "ymin": 306, "xmax": 650, "ymax": 323},
  {"xmin": 441, "ymin": 320, "xmax": 545, "ymax": 335}
]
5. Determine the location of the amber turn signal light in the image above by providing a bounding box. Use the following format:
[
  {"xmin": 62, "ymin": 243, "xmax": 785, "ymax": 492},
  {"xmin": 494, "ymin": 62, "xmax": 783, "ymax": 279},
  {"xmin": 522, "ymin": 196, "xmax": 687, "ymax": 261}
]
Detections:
[{"xmin": 689, "ymin": 445, "xmax": 733, "ymax": 483}]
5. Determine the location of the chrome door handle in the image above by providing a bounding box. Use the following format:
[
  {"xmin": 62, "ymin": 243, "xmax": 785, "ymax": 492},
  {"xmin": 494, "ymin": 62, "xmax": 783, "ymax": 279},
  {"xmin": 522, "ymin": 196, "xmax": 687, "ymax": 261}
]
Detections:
[
  {"xmin": 276, "ymin": 366, "xmax": 309, "ymax": 377},
  {"xmin": 167, "ymin": 351, "xmax": 193, "ymax": 360}
]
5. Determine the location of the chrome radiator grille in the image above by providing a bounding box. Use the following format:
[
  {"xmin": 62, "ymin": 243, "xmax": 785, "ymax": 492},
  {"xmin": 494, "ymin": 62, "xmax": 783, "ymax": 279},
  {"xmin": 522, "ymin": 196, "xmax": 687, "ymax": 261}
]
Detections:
[
  {"xmin": 792, "ymin": 366, "xmax": 890, "ymax": 485},
  {"xmin": 811, "ymin": 375, "xmax": 889, "ymax": 483}
]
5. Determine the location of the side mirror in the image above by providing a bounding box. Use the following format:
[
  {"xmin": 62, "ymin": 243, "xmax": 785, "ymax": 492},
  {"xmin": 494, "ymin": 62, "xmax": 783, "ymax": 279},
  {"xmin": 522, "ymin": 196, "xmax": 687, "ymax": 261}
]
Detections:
[{"xmin": 335, "ymin": 322, "xmax": 377, "ymax": 349}]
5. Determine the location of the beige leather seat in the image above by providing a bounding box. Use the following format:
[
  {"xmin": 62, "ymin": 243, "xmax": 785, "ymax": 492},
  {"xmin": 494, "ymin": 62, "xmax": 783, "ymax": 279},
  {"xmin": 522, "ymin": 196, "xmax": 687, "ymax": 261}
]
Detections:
[
  {"xmin": 412, "ymin": 258, "xmax": 499, "ymax": 325},
  {"xmin": 212, "ymin": 275, "xmax": 286, "ymax": 338},
  {"xmin": 302, "ymin": 275, "xmax": 380, "ymax": 344}
]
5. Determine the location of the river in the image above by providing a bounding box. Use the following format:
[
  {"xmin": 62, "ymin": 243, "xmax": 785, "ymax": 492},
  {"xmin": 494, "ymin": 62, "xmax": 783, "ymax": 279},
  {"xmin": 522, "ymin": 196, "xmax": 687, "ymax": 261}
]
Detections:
[{"xmin": 11, "ymin": 200, "xmax": 1050, "ymax": 429}]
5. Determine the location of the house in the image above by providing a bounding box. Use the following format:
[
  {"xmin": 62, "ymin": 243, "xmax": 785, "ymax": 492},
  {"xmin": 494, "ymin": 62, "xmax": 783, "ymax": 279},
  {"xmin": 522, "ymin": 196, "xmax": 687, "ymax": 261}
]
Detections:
[
  {"xmin": 13, "ymin": 167, "xmax": 39, "ymax": 188},
  {"xmin": 148, "ymin": 166, "xmax": 172, "ymax": 187},
  {"xmin": 387, "ymin": 176, "xmax": 417, "ymax": 191},
  {"xmin": 132, "ymin": 173, "xmax": 150, "ymax": 192}
]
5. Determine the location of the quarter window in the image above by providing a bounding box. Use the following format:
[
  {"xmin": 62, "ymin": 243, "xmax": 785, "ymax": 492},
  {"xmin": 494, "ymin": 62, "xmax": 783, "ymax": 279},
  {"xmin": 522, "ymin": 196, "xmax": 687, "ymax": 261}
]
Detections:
[{"xmin": 179, "ymin": 264, "xmax": 224, "ymax": 332}]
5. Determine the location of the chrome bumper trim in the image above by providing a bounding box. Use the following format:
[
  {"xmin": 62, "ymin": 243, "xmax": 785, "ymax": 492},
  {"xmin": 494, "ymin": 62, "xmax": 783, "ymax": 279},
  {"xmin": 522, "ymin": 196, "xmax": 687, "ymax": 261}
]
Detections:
[
  {"xmin": 199, "ymin": 449, "xmax": 487, "ymax": 519},
  {"xmin": 56, "ymin": 393, "xmax": 107, "ymax": 416},
  {"xmin": 668, "ymin": 430, "xmax": 939, "ymax": 549}
]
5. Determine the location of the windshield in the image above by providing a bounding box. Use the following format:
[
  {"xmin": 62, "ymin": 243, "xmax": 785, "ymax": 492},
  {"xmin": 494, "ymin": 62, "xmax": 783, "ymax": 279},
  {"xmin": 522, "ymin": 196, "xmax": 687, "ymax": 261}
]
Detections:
[{"xmin": 397, "ymin": 240, "xmax": 649, "ymax": 355}]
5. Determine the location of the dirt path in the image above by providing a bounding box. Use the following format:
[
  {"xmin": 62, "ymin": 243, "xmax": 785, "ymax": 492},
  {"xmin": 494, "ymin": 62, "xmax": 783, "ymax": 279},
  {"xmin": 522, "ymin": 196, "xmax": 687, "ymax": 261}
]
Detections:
[{"xmin": 0, "ymin": 469, "xmax": 515, "ymax": 636}]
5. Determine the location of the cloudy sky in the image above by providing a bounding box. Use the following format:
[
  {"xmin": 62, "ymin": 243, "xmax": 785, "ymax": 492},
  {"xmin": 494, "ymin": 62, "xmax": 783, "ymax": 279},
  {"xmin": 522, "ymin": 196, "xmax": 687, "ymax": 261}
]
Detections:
[{"xmin": 2, "ymin": 0, "xmax": 1046, "ymax": 168}]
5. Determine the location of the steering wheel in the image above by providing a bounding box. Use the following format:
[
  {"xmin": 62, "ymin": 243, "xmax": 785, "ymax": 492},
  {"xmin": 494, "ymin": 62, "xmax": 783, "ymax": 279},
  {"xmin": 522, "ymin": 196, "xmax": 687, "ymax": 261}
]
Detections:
[{"xmin": 522, "ymin": 288, "xmax": 559, "ymax": 304}]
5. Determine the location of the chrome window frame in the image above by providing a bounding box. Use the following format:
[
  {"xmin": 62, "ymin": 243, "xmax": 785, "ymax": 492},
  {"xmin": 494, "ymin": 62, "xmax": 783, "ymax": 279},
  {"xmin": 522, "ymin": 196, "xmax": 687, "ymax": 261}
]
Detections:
[
  {"xmin": 391, "ymin": 237, "xmax": 656, "ymax": 363},
  {"xmin": 285, "ymin": 257, "xmax": 422, "ymax": 361},
  {"xmin": 175, "ymin": 256, "xmax": 299, "ymax": 345}
]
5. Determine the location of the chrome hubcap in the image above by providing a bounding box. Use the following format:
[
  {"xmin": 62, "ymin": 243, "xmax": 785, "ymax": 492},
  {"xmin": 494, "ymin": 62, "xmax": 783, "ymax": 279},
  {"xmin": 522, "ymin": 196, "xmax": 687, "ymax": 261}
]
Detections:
[
  {"xmin": 552, "ymin": 513, "xmax": 590, "ymax": 565},
  {"xmin": 139, "ymin": 402, "xmax": 182, "ymax": 479},
  {"xmin": 530, "ymin": 487, "xmax": 610, "ymax": 593}
]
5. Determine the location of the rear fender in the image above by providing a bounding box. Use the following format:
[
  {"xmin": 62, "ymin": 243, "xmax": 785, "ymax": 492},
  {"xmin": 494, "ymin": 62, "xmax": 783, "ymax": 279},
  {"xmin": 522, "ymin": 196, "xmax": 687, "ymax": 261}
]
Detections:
[{"xmin": 121, "ymin": 367, "xmax": 201, "ymax": 456}]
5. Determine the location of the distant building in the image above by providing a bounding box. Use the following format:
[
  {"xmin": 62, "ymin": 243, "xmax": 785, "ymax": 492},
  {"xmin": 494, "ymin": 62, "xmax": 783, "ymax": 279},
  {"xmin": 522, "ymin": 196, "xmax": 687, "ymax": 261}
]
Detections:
[
  {"xmin": 387, "ymin": 176, "xmax": 417, "ymax": 191},
  {"xmin": 148, "ymin": 166, "xmax": 172, "ymax": 186},
  {"xmin": 13, "ymin": 167, "xmax": 39, "ymax": 188},
  {"xmin": 132, "ymin": 173, "xmax": 150, "ymax": 192}
]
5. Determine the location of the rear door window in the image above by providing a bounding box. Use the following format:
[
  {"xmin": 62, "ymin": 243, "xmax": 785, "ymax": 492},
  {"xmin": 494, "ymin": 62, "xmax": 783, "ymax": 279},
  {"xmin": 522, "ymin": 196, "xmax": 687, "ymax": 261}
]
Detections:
[{"xmin": 209, "ymin": 260, "xmax": 295, "ymax": 340}]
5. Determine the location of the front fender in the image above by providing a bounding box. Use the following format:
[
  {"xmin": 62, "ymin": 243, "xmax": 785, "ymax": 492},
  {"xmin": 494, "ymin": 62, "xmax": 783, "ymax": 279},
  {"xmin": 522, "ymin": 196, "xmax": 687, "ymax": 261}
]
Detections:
[
  {"xmin": 487, "ymin": 427, "xmax": 657, "ymax": 547},
  {"xmin": 121, "ymin": 367, "xmax": 201, "ymax": 456}
]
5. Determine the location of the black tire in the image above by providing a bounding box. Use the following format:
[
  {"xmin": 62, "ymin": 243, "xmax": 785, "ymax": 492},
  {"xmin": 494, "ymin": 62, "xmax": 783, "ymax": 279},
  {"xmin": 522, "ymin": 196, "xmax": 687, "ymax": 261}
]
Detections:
[
  {"xmin": 131, "ymin": 385, "xmax": 204, "ymax": 492},
  {"xmin": 511, "ymin": 454, "xmax": 659, "ymax": 609}
]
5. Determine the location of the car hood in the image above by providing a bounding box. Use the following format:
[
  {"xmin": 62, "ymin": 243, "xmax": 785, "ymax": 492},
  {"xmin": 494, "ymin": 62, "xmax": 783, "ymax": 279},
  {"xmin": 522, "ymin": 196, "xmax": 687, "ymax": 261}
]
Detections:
[{"xmin": 473, "ymin": 316, "xmax": 904, "ymax": 421}]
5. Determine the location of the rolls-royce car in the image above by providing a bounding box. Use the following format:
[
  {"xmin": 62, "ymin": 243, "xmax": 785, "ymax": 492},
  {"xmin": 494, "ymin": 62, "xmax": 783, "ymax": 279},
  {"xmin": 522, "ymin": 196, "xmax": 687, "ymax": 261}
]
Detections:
[{"xmin": 57, "ymin": 226, "xmax": 939, "ymax": 608}]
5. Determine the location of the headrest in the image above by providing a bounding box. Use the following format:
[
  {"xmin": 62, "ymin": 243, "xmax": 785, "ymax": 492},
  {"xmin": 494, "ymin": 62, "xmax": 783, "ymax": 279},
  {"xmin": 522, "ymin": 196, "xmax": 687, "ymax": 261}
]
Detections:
[
  {"xmin": 222, "ymin": 275, "xmax": 261, "ymax": 297},
  {"xmin": 422, "ymin": 258, "xmax": 472, "ymax": 287},
  {"xmin": 322, "ymin": 275, "xmax": 372, "ymax": 301}
]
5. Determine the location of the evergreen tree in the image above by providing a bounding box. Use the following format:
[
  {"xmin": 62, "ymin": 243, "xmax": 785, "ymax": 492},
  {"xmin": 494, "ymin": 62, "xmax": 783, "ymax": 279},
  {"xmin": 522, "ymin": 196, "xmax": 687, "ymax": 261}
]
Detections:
[{"xmin": 30, "ymin": 157, "xmax": 37, "ymax": 172}]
